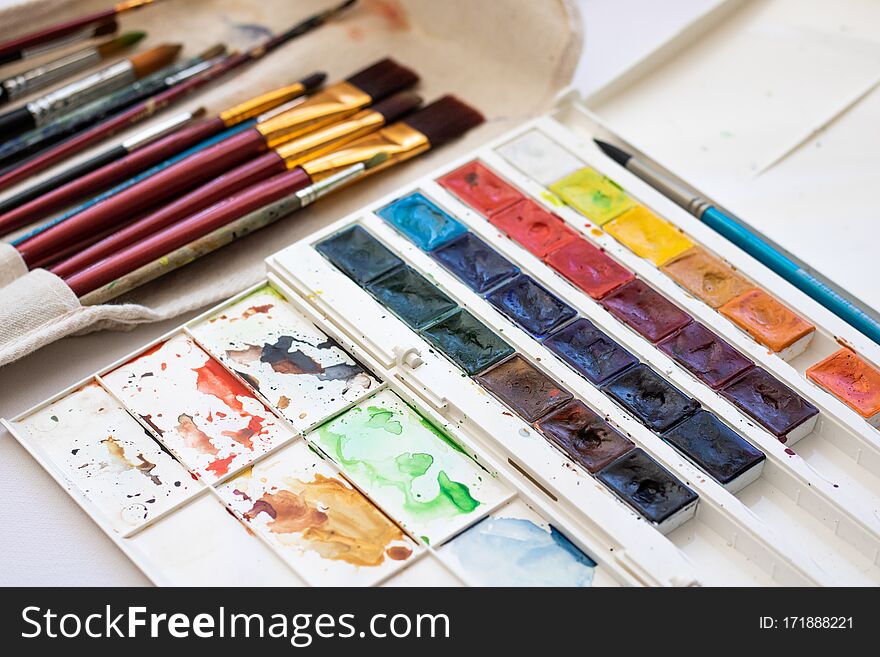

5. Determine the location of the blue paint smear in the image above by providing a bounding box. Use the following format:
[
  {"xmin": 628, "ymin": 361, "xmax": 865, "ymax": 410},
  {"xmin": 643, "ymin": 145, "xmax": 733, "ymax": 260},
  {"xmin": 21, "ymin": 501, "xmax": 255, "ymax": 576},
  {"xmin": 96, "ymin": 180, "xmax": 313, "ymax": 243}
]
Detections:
[
  {"xmin": 486, "ymin": 274, "xmax": 577, "ymax": 339},
  {"xmin": 315, "ymin": 224, "xmax": 403, "ymax": 285},
  {"xmin": 12, "ymin": 121, "xmax": 256, "ymax": 245},
  {"xmin": 377, "ymin": 192, "xmax": 468, "ymax": 251},
  {"xmin": 545, "ymin": 318, "xmax": 638, "ymax": 384},
  {"xmin": 432, "ymin": 232, "xmax": 519, "ymax": 294},
  {"xmin": 447, "ymin": 516, "xmax": 596, "ymax": 587}
]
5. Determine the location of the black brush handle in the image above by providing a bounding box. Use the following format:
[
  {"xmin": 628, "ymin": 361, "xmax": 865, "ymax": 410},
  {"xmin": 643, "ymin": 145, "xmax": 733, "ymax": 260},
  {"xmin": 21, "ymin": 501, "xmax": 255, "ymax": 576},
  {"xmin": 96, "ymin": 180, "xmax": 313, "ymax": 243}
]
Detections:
[
  {"xmin": 0, "ymin": 51, "xmax": 23, "ymax": 67},
  {"xmin": 0, "ymin": 106, "xmax": 35, "ymax": 139},
  {"xmin": 0, "ymin": 144, "xmax": 125, "ymax": 219}
]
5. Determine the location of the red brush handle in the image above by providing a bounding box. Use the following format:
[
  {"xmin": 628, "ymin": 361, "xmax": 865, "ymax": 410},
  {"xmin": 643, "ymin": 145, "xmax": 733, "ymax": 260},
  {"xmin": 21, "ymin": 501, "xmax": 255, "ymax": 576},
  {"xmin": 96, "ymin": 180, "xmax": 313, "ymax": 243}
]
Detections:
[
  {"xmin": 18, "ymin": 128, "xmax": 268, "ymax": 267},
  {"xmin": 0, "ymin": 118, "xmax": 225, "ymax": 236},
  {"xmin": 66, "ymin": 168, "xmax": 311, "ymax": 296},
  {"xmin": 28, "ymin": 212, "xmax": 147, "ymax": 270},
  {"xmin": 0, "ymin": 8, "xmax": 115, "ymax": 60},
  {"xmin": 51, "ymin": 151, "xmax": 286, "ymax": 277},
  {"xmin": 0, "ymin": 53, "xmax": 251, "ymax": 192}
]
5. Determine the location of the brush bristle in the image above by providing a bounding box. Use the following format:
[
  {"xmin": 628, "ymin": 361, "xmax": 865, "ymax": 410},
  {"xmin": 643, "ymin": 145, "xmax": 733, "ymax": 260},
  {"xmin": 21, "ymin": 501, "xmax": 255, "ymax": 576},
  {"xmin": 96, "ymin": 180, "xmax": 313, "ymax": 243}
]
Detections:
[
  {"xmin": 98, "ymin": 31, "xmax": 145, "ymax": 56},
  {"xmin": 300, "ymin": 72, "xmax": 327, "ymax": 93},
  {"xmin": 198, "ymin": 43, "xmax": 227, "ymax": 60},
  {"xmin": 372, "ymin": 91, "xmax": 422, "ymax": 123},
  {"xmin": 92, "ymin": 19, "xmax": 118, "ymax": 37},
  {"xmin": 402, "ymin": 95, "xmax": 484, "ymax": 147},
  {"xmin": 130, "ymin": 43, "xmax": 183, "ymax": 77},
  {"xmin": 346, "ymin": 58, "xmax": 419, "ymax": 102}
]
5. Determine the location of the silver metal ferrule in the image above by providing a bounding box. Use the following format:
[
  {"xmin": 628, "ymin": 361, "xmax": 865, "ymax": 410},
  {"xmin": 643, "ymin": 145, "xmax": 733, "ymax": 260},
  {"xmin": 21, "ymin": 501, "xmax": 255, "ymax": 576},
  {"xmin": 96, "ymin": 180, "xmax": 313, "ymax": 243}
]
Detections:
[
  {"xmin": 19, "ymin": 25, "xmax": 97, "ymax": 59},
  {"xmin": 26, "ymin": 59, "xmax": 135, "ymax": 126},
  {"xmin": 2, "ymin": 46, "xmax": 101, "ymax": 101},
  {"xmin": 294, "ymin": 162, "xmax": 366, "ymax": 206},
  {"xmin": 163, "ymin": 58, "xmax": 214, "ymax": 86},
  {"xmin": 120, "ymin": 109, "xmax": 199, "ymax": 150}
]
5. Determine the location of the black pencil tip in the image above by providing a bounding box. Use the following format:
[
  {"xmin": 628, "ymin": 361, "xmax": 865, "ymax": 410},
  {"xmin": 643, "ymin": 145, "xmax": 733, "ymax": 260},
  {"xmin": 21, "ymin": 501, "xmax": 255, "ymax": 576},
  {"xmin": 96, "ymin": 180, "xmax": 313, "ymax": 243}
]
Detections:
[{"xmin": 593, "ymin": 138, "xmax": 631, "ymax": 167}]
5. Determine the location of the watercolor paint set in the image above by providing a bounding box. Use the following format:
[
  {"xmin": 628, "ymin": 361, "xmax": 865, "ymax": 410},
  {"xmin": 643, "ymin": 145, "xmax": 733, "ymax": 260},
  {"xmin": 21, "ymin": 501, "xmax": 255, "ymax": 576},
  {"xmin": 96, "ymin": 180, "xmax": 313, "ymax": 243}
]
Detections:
[{"xmin": 5, "ymin": 92, "xmax": 880, "ymax": 587}]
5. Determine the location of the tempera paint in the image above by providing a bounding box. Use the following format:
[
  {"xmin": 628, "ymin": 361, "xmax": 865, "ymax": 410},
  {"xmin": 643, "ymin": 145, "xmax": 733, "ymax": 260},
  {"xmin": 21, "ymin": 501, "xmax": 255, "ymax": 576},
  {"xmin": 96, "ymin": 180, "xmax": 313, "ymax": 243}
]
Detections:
[
  {"xmin": 548, "ymin": 167, "xmax": 635, "ymax": 226},
  {"xmin": 438, "ymin": 160, "xmax": 523, "ymax": 216},
  {"xmin": 661, "ymin": 247, "xmax": 753, "ymax": 308},
  {"xmin": 604, "ymin": 205, "xmax": 694, "ymax": 265}
]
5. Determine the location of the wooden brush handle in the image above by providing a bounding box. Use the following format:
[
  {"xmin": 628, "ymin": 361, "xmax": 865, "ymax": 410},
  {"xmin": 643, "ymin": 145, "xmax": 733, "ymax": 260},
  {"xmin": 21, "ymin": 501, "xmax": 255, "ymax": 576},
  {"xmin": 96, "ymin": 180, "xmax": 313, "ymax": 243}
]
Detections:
[
  {"xmin": 0, "ymin": 117, "xmax": 224, "ymax": 237},
  {"xmin": 17, "ymin": 127, "xmax": 267, "ymax": 267},
  {"xmin": 66, "ymin": 168, "xmax": 311, "ymax": 296},
  {"xmin": 51, "ymin": 150, "xmax": 286, "ymax": 277}
]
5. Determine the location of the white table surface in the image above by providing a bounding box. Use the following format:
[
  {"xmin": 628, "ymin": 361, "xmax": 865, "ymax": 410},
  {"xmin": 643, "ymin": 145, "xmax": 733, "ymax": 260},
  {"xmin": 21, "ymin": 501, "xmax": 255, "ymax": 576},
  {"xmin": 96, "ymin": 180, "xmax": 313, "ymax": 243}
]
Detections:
[{"xmin": 0, "ymin": 0, "xmax": 728, "ymax": 586}]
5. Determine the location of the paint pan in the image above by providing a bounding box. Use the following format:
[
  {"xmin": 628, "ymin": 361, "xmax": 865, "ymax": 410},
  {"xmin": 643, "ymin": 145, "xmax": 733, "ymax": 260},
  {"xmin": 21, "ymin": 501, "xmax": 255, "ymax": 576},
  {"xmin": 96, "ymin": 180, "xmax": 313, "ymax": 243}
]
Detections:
[
  {"xmin": 219, "ymin": 439, "xmax": 418, "ymax": 586},
  {"xmin": 439, "ymin": 498, "xmax": 597, "ymax": 586},
  {"xmin": 431, "ymin": 232, "xmax": 519, "ymax": 294},
  {"xmin": 101, "ymin": 334, "xmax": 295, "ymax": 483},
  {"xmin": 596, "ymin": 448, "xmax": 698, "ymax": 532},
  {"xmin": 311, "ymin": 388, "xmax": 511, "ymax": 546},
  {"xmin": 720, "ymin": 288, "xmax": 816, "ymax": 360},
  {"xmin": 807, "ymin": 349, "xmax": 880, "ymax": 427},
  {"xmin": 14, "ymin": 383, "xmax": 197, "ymax": 533},
  {"xmin": 190, "ymin": 285, "xmax": 380, "ymax": 432}
]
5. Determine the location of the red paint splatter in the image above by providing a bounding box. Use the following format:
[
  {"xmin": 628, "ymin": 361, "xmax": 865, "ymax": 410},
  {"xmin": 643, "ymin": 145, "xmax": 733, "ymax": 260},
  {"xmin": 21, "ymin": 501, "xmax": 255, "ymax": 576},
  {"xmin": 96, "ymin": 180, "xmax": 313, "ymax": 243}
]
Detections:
[
  {"xmin": 242, "ymin": 304, "xmax": 273, "ymax": 318},
  {"xmin": 192, "ymin": 357, "xmax": 270, "ymax": 445},
  {"xmin": 784, "ymin": 448, "xmax": 796, "ymax": 456},
  {"xmin": 207, "ymin": 453, "xmax": 237, "ymax": 478}
]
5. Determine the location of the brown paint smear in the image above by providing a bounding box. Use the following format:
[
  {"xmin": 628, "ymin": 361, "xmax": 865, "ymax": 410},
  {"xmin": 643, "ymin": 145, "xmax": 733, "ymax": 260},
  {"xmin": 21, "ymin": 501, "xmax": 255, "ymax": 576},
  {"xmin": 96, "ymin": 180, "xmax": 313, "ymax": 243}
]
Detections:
[
  {"xmin": 175, "ymin": 414, "xmax": 219, "ymax": 455},
  {"xmin": 244, "ymin": 475, "xmax": 411, "ymax": 567},
  {"xmin": 101, "ymin": 436, "xmax": 162, "ymax": 485}
]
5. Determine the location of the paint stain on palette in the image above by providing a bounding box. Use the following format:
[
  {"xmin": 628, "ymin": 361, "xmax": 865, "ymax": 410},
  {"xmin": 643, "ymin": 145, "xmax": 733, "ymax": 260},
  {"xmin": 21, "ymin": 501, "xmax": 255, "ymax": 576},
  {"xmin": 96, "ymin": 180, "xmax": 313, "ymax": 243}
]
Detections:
[
  {"xmin": 190, "ymin": 285, "xmax": 380, "ymax": 431},
  {"xmin": 219, "ymin": 440, "xmax": 417, "ymax": 586},
  {"xmin": 102, "ymin": 334, "xmax": 294, "ymax": 483},
  {"xmin": 15, "ymin": 384, "xmax": 196, "ymax": 532},
  {"xmin": 311, "ymin": 389, "xmax": 510, "ymax": 544},
  {"xmin": 440, "ymin": 499, "xmax": 596, "ymax": 586}
]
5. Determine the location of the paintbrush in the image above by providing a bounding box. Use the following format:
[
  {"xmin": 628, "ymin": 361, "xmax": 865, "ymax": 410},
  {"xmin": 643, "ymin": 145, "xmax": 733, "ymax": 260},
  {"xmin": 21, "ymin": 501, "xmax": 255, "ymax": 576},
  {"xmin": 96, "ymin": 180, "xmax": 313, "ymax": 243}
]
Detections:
[
  {"xmin": 594, "ymin": 138, "xmax": 880, "ymax": 345},
  {"xmin": 0, "ymin": 77, "xmax": 323, "ymax": 239},
  {"xmin": 63, "ymin": 96, "xmax": 485, "ymax": 296},
  {"xmin": 0, "ymin": 0, "xmax": 356, "ymax": 192},
  {"xmin": 50, "ymin": 92, "xmax": 422, "ymax": 277},
  {"xmin": 0, "ymin": 32, "xmax": 145, "ymax": 106},
  {"xmin": 0, "ymin": 110, "xmax": 201, "ymax": 229},
  {"xmin": 0, "ymin": 20, "xmax": 119, "ymax": 68},
  {"xmin": 15, "ymin": 59, "xmax": 417, "ymax": 266},
  {"xmin": 79, "ymin": 154, "xmax": 390, "ymax": 305},
  {"xmin": 9, "ymin": 98, "xmax": 313, "ymax": 247},
  {"xmin": 0, "ymin": 0, "xmax": 156, "ymax": 65},
  {"xmin": 0, "ymin": 43, "xmax": 182, "ymax": 138},
  {"xmin": 0, "ymin": 44, "xmax": 226, "ymax": 167}
]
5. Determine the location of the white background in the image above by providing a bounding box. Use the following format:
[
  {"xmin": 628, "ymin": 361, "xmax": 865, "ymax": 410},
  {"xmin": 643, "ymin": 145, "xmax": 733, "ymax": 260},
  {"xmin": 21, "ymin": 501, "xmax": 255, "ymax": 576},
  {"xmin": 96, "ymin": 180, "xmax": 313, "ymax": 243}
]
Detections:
[{"xmin": 0, "ymin": 0, "xmax": 719, "ymax": 585}]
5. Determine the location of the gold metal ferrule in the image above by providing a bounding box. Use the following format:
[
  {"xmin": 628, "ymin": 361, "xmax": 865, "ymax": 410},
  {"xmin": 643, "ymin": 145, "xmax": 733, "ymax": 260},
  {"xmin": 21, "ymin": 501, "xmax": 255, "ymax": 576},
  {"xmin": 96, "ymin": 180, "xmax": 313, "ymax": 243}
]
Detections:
[
  {"xmin": 218, "ymin": 82, "xmax": 308, "ymax": 127},
  {"xmin": 301, "ymin": 122, "xmax": 429, "ymax": 180},
  {"xmin": 275, "ymin": 108, "xmax": 385, "ymax": 168},
  {"xmin": 255, "ymin": 81, "xmax": 372, "ymax": 149},
  {"xmin": 114, "ymin": 0, "xmax": 155, "ymax": 11}
]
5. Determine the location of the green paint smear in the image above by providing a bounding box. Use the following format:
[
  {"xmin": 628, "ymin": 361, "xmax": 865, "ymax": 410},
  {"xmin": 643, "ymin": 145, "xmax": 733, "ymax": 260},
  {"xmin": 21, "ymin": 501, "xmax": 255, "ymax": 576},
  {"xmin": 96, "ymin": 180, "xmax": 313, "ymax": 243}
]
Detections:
[
  {"xmin": 319, "ymin": 425, "xmax": 480, "ymax": 519},
  {"xmin": 366, "ymin": 407, "xmax": 403, "ymax": 434},
  {"xmin": 418, "ymin": 416, "xmax": 467, "ymax": 455},
  {"xmin": 313, "ymin": 395, "xmax": 488, "ymax": 533}
]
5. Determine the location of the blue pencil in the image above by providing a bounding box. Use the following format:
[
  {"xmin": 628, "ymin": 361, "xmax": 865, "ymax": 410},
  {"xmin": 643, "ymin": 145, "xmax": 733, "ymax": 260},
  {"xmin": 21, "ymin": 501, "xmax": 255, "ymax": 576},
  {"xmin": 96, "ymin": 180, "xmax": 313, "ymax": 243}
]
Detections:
[{"xmin": 593, "ymin": 139, "xmax": 880, "ymax": 346}]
